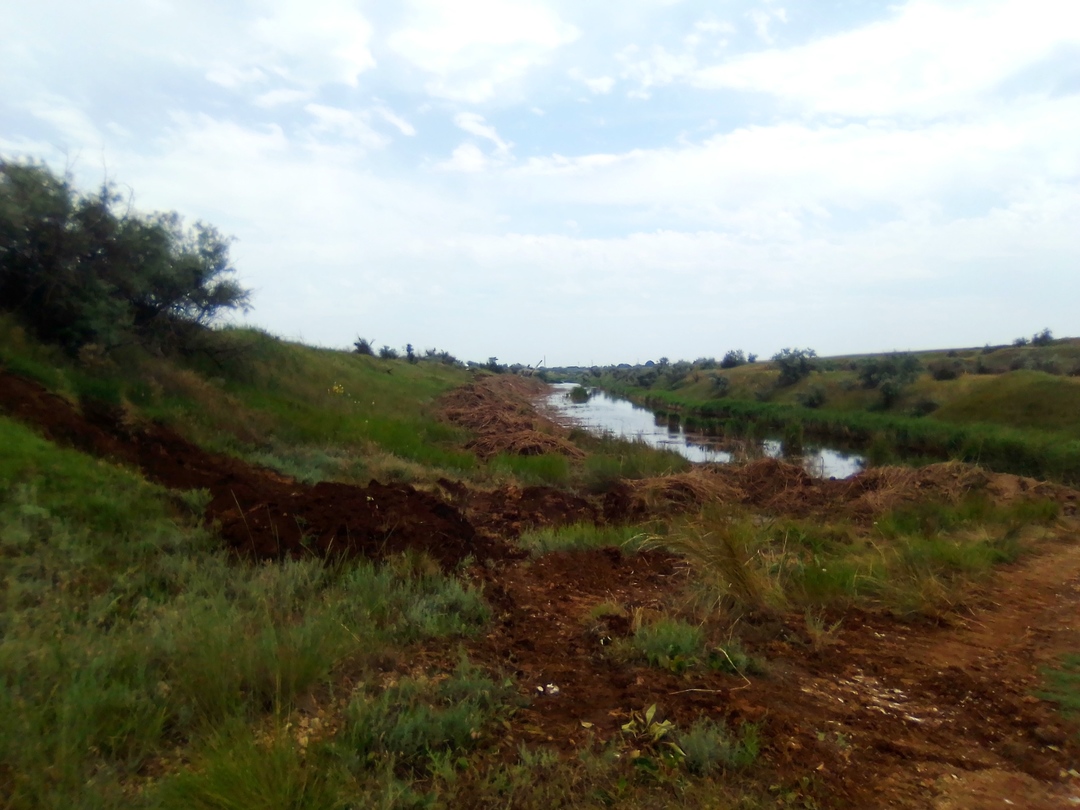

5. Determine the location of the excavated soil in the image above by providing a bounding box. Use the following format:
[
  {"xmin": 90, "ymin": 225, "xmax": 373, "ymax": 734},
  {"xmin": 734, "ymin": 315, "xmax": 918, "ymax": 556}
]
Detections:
[
  {"xmin": 439, "ymin": 374, "xmax": 585, "ymax": 460},
  {"xmin": 464, "ymin": 540, "xmax": 1080, "ymax": 808},
  {"xmin": 0, "ymin": 372, "xmax": 509, "ymax": 567}
]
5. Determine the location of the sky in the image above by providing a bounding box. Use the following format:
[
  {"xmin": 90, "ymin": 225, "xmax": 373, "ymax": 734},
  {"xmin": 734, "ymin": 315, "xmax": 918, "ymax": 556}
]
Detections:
[{"xmin": 2, "ymin": 0, "xmax": 1079, "ymax": 366}]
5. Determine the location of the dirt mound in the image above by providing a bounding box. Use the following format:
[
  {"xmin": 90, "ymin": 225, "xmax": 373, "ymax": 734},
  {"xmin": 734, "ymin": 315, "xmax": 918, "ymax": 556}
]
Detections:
[
  {"xmin": 450, "ymin": 482, "xmax": 599, "ymax": 538},
  {"xmin": 603, "ymin": 468, "xmax": 747, "ymax": 521},
  {"xmin": 600, "ymin": 458, "xmax": 1080, "ymax": 523},
  {"xmin": 439, "ymin": 375, "xmax": 584, "ymax": 460},
  {"xmin": 0, "ymin": 371, "xmax": 506, "ymax": 567}
]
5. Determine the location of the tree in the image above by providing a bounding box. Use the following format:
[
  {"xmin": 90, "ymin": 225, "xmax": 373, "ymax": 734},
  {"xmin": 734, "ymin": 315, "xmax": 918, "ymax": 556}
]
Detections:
[{"xmin": 0, "ymin": 159, "xmax": 250, "ymax": 354}]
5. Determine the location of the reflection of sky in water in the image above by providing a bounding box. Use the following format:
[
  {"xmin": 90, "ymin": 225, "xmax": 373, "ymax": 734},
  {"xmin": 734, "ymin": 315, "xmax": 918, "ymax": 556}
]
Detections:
[{"xmin": 545, "ymin": 384, "xmax": 865, "ymax": 479}]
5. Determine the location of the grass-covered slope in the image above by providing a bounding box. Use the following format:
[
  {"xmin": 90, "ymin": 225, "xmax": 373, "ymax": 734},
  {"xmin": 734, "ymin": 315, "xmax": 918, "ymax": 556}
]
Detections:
[{"xmin": 585, "ymin": 340, "xmax": 1080, "ymax": 483}]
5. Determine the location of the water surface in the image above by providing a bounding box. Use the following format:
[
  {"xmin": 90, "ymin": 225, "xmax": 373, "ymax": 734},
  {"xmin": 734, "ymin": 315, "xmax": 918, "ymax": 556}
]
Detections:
[{"xmin": 545, "ymin": 384, "xmax": 865, "ymax": 479}]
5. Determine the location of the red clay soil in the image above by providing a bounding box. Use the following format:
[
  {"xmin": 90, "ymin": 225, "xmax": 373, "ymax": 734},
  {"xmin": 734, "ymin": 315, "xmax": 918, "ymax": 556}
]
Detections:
[
  {"xmin": 465, "ymin": 540, "xmax": 1080, "ymax": 808},
  {"xmin": 438, "ymin": 477, "xmax": 600, "ymax": 538},
  {"xmin": 0, "ymin": 371, "xmax": 510, "ymax": 567}
]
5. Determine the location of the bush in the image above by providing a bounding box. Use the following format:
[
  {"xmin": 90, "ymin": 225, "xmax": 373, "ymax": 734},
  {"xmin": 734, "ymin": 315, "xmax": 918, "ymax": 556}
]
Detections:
[
  {"xmin": 0, "ymin": 159, "xmax": 250, "ymax": 355},
  {"xmin": 1032, "ymin": 328, "xmax": 1054, "ymax": 347},
  {"xmin": 378, "ymin": 345, "xmax": 399, "ymax": 360},
  {"xmin": 353, "ymin": 337, "xmax": 374, "ymax": 355},
  {"xmin": 720, "ymin": 349, "xmax": 747, "ymax": 369},
  {"xmin": 796, "ymin": 386, "xmax": 826, "ymax": 409},
  {"xmin": 711, "ymin": 375, "xmax": 731, "ymax": 397},
  {"xmin": 929, "ymin": 361, "xmax": 961, "ymax": 381},
  {"xmin": 772, "ymin": 348, "xmax": 817, "ymax": 386}
]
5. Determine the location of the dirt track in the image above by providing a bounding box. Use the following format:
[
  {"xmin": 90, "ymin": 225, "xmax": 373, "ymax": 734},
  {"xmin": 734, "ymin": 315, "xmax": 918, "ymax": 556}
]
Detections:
[{"xmin": 3, "ymin": 369, "xmax": 1080, "ymax": 807}]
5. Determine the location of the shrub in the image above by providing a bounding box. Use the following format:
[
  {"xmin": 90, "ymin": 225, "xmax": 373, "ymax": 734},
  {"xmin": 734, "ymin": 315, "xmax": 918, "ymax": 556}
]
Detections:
[
  {"xmin": 569, "ymin": 385, "xmax": 590, "ymax": 403},
  {"xmin": 796, "ymin": 386, "xmax": 826, "ymax": 409},
  {"xmin": 1032, "ymin": 328, "xmax": 1054, "ymax": 347},
  {"xmin": 353, "ymin": 337, "xmax": 374, "ymax": 355},
  {"xmin": 720, "ymin": 350, "xmax": 747, "ymax": 369},
  {"xmin": 378, "ymin": 345, "xmax": 399, "ymax": 360},
  {"xmin": 929, "ymin": 361, "xmax": 961, "ymax": 381},
  {"xmin": 711, "ymin": 375, "xmax": 731, "ymax": 397},
  {"xmin": 772, "ymin": 348, "xmax": 817, "ymax": 386}
]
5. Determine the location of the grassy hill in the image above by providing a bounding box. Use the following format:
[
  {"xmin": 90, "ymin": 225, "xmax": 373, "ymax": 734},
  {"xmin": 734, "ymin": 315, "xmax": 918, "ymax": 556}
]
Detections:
[{"xmin": 570, "ymin": 338, "xmax": 1080, "ymax": 483}]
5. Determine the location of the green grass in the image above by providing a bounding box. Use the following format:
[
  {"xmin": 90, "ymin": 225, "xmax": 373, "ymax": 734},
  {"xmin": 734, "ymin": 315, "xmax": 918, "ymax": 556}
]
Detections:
[
  {"xmin": 337, "ymin": 657, "xmax": 518, "ymax": 774},
  {"xmin": 0, "ymin": 415, "xmax": 490, "ymax": 808},
  {"xmin": 1037, "ymin": 654, "xmax": 1080, "ymax": 718},
  {"xmin": 516, "ymin": 522, "xmax": 647, "ymax": 556},
  {"xmin": 626, "ymin": 619, "xmax": 705, "ymax": 671},
  {"xmin": 575, "ymin": 433, "xmax": 690, "ymax": 492},
  {"xmin": 489, "ymin": 452, "xmax": 571, "ymax": 486}
]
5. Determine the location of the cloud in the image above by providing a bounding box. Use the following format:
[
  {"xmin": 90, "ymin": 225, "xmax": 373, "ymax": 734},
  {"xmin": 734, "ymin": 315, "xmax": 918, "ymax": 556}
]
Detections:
[
  {"xmin": 454, "ymin": 112, "xmax": 511, "ymax": 156},
  {"xmin": 694, "ymin": 0, "xmax": 1080, "ymax": 117},
  {"xmin": 375, "ymin": 105, "xmax": 417, "ymax": 137},
  {"xmin": 569, "ymin": 68, "xmax": 615, "ymax": 94},
  {"xmin": 389, "ymin": 0, "xmax": 579, "ymax": 102},
  {"xmin": 251, "ymin": 0, "xmax": 376, "ymax": 87},
  {"xmin": 437, "ymin": 142, "xmax": 492, "ymax": 172},
  {"xmin": 304, "ymin": 104, "xmax": 389, "ymax": 149}
]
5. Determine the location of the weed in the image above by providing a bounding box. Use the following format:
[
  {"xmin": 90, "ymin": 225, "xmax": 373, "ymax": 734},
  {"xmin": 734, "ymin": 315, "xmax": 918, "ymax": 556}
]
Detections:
[
  {"xmin": 516, "ymin": 523, "xmax": 646, "ymax": 556},
  {"xmin": 626, "ymin": 618, "xmax": 705, "ymax": 671},
  {"xmin": 154, "ymin": 721, "xmax": 341, "ymax": 809},
  {"xmin": 490, "ymin": 452, "xmax": 570, "ymax": 486},
  {"xmin": 649, "ymin": 513, "xmax": 774, "ymax": 614},
  {"xmin": 339, "ymin": 658, "xmax": 516, "ymax": 774},
  {"xmin": 1036, "ymin": 654, "xmax": 1080, "ymax": 718}
]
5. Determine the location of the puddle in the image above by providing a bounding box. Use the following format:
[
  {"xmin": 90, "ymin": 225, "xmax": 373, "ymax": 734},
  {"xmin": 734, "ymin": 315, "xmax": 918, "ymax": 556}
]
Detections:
[{"xmin": 545, "ymin": 384, "xmax": 865, "ymax": 479}]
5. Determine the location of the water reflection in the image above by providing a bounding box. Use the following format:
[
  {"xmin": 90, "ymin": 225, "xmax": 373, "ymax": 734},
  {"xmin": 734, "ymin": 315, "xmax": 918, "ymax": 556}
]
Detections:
[{"xmin": 544, "ymin": 384, "xmax": 864, "ymax": 479}]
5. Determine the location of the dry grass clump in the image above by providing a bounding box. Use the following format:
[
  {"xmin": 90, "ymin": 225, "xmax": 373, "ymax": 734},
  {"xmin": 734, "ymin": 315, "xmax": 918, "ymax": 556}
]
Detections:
[
  {"xmin": 622, "ymin": 469, "xmax": 745, "ymax": 515},
  {"xmin": 440, "ymin": 376, "xmax": 584, "ymax": 460},
  {"xmin": 643, "ymin": 511, "xmax": 776, "ymax": 615}
]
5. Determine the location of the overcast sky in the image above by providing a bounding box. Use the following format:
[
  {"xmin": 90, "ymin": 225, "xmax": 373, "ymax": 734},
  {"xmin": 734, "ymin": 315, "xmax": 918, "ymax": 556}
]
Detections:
[{"xmin": 2, "ymin": 0, "xmax": 1079, "ymax": 365}]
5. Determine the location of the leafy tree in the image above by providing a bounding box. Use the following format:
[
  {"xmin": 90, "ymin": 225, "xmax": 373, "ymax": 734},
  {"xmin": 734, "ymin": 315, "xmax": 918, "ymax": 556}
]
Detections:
[
  {"xmin": 720, "ymin": 349, "xmax": 747, "ymax": 369},
  {"xmin": 1031, "ymin": 328, "xmax": 1054, "ymax": 347},
  {"xmin": 0, "ymin": 159, "xmax": 249, "ymax": 354},
  {"xmin": 772, "ymin": 348, "xmax": 817, "ymax": 386}
]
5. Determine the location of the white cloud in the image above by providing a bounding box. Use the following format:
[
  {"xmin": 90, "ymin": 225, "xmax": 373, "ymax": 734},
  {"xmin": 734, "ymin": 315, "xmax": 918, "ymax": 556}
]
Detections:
[
  {"xmin": 251, "ymin": 0, "xmax": 375, "ymax": 87},
  {"xmin": 745, "ymin": 5, "xmax": 787, "ymax": 44},
  {"xmin": 569, "ymin": 68, "xmax": 615, "ymax": 94},
  {"xmin": 25, "ymin": 96, "xmax": 102, "ymax": 145},
  {"xmin": 454, "ymin": 112, "xmax": 511, "ymax": 156},
  {"xmin": 304, "ymin": 104, "xmax": 390, "ymax": 149},
  {"xmin": 253, "ymin": 88, "xmax": 312, "ymax": 108},
  {"xmin": 389, "ymin": 0, "xmax": 579, "ymax": 102},
  {"xmin": 375, "ymin": 105, "xmax": 417, "ymax": 137},
  {"xmin": 695, "ymin": 0, "xmax": 1080, "ymax": 117},
  {"xmin": 437, "ymin": 142, "xmax": 492, "ymax": 172},
  {"xmin": 618, "ymin": 43, "xmax": 697, "ymax": 97}
]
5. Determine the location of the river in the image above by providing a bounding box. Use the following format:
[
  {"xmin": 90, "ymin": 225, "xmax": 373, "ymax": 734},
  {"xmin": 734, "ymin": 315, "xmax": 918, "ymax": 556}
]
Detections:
[{"xmin": 544, "ymin": 383, "xmax": 865, "ymax": 479}]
